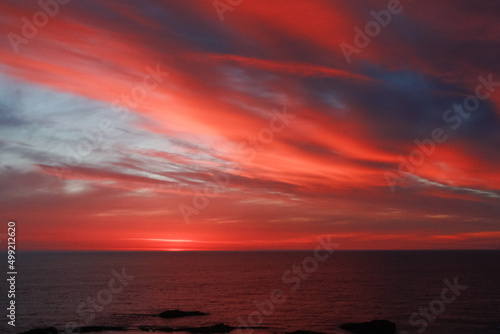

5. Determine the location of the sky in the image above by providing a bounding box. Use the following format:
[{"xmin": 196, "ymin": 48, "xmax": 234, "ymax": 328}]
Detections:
[{"xmin": 0, "ymin": 0, "xmax": 499, "ymax": 251}]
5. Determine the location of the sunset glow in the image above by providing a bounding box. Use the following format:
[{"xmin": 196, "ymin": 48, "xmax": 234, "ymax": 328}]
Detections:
[{"xmin": 1, "ymin": 0, "xmax": 499, "ymax": 250}]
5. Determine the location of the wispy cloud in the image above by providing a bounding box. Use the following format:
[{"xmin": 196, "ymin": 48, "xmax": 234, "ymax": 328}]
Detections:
[{"xmin": 0, "ymin": 0, "xmax": 499, "ymax": 250}]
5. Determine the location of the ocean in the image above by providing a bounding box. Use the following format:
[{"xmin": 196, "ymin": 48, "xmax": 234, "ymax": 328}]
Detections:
[{"xmin": 3, "ymin": 251, "xmax": 500, "ymax": 334}]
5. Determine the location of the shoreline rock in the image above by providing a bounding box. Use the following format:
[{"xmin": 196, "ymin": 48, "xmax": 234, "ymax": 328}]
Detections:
[
  {"xmin": 139, "ymin": 323, "xmax": 235, "ymax": 333},
  {"xmin": 20, "ymin": 328, "xmax": 58, "ymax": 334},
  {"xmin": 178, "ymin": 323, "xmax": 235, "ymax": 333},
  {"xmin": 159, "ymin": 310, "xmax": 210, "ymax": 319}
]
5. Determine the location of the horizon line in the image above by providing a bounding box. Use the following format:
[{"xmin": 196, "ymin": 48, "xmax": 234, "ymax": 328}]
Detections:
[{"xmin": 5, "ymin": 248, "xmax": 500, "ymax": 253}]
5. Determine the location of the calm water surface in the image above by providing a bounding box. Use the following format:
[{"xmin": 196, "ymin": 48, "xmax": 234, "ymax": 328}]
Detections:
[{"xmin": 2, "ymin": 251, "xmax": 500, "ymax": 334}]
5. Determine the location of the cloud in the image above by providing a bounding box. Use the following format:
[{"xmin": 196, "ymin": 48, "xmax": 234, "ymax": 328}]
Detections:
[{"xmin": 0, "ymin": 0, "xmax": 499, "ymax": 250}]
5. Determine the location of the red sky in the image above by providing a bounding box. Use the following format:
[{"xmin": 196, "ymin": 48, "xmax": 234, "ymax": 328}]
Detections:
[{"xmin": 0, "ymin": 0, "xmax": 499, "ymax": 250}]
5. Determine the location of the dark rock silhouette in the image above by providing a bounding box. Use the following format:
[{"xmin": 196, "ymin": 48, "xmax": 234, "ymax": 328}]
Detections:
[
  {"xmin": 178, "ymin": 323, "xmax": 235, "ymax": 333},
  {"xmin": 76, "ymin": 326, "xmax": 126, "ymax": 332},
  {"xmin": 286, "ymin": 330, "xmax": 325, "ymax": 334},
  {"xmin": 139, "ymin": 323, "xmax": 235, "ymax": 333},
  {"xmin": 20, "ymin": 328, "xmax": 58, "ymax": 334},
  {"xmin": 143, "ymin": 327, "xmax": 176, "ymax": 332},
  {"xmin": 340, "ymin": 320, "xmax": 396, "ymax": 334},
  {"xmin": 159, "ymin": 309, "xmax": 209, "ymax": 319}
]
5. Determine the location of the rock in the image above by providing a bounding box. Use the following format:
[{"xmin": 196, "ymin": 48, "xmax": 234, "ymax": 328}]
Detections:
[
  {"xmin": 20, "ymin": 328, "xmax": 58, "ymax": 334},
  {"xmin": 139, "ymin": 323, "xmax": 235, "ymax": 333},
  {"xmin": 138, "ymin": 325, "xmax": 268, "ymax": 333},
  {"xmin": 340, "ymin": 320, "xmax": 396, "ymax": 334},
  {"xmin": 75, "ymin": 326, "xmax": 126, "ymax": 332},
  {"xmin": 179, "ymin": 323, "xmax": 235, "ymax": 333},
  {"xmin": 159, "ymin": 309, "xmax": 209, "ymax": 319}
]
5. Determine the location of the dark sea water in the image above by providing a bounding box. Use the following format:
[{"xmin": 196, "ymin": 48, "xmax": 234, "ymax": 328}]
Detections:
[{"xmin": 2, "ymin": 251, "xmax": 500, "ymax": 334}]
